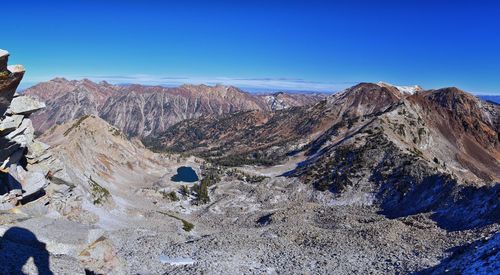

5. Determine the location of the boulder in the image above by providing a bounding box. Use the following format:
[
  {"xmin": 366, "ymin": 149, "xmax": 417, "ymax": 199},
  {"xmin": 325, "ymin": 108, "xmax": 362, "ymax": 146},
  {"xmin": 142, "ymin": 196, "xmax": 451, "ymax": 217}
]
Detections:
[
  {"xmin": 17, "ymin": 169, "xmax": 48, "ymax": 197},
  {"xmin": 27, "ymin": 140, "xmax": 50, "ymax": 159},
  {"xmin": 5, "ymin": 118, "xmax": 34, "ymax": 146},
  {"xmin": 6, "ymin": 95, "xmax": 46, "ymax": 115}
]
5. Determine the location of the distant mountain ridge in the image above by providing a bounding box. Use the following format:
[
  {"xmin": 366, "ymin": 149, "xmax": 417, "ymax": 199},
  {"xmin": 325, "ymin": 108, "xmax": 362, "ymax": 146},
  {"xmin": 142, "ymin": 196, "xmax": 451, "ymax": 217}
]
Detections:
[
  {"xmin": 479, "ymin": 95, "xmax": 500, "ymax": 104},
  {"xmin": 24, "ymin": 78, "xmax": 326, "ymax": 137}
]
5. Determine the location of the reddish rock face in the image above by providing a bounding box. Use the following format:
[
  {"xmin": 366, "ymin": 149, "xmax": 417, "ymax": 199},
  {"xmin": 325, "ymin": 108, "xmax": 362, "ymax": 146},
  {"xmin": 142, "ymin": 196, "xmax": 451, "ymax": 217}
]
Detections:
[{"xmin": 24, "ymin": 78, "xmax": 325, "ymax": 137}]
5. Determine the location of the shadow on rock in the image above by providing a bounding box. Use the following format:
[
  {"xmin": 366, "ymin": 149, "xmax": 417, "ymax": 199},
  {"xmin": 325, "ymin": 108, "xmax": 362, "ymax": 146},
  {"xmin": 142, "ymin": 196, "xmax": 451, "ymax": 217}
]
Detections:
[
  {"xmin": 379, "ymin": 175, "xmax": 500, "ymax": 231},
  {"xmin": 0, "ymin": 226, "xmax": 54, "ymax": 275},
  {"xmin": 414, "ymin": 232, "xmax": 500, "ymax": 274}
]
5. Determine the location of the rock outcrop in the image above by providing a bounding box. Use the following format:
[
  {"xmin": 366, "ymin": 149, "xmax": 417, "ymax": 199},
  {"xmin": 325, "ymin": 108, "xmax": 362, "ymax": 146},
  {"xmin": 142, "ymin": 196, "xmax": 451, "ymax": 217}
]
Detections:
[{"xmin": 0, "ymin": 49, "xmax": 57, "ymax": 210}]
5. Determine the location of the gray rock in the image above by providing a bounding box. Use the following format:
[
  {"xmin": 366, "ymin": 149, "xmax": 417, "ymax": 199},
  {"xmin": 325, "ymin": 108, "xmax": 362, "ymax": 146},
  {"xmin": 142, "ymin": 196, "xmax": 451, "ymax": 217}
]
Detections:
[
  {"xmin": 21, "ymin": 171, "xmax": 48, "ymax": 197},
  {"xmin": 0, "ymin": 115, "xmax": 23, "ymax": 132},
  {"xmin": 27, "ymin": 140, "xmax": 50, "ymax": 159},
  {"xmin": 0, "ymin": 217, "xmax": 104, "ymax": 256},
  {"xmin": 6, "ymin": 95, "xmax": 45, "ymax": 115},
  {"xmin": 6, "ymin": 118, "xmax": 34, "ymax": 147},
  {"xmin": 27, "ymin": 152, "xmax": 52, "ymax": 164}
]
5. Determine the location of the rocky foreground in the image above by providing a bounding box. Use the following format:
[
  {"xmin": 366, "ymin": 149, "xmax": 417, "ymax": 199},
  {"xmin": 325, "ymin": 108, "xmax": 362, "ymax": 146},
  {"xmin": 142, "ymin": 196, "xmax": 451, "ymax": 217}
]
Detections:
[{"xmin": 0, "ymin": 49, "xmax": 499, "ymax": 274}]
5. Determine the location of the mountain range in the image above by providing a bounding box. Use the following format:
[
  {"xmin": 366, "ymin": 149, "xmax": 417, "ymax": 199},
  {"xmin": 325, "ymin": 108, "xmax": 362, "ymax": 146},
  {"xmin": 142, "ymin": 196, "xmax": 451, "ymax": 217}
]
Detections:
[
  {"xmin": 151, "ymin": 83, "xmax": 499, "ymax": 183},
  {"xmin": 24, "ymin": 78, "xmax": 325, "ymax": 137}
]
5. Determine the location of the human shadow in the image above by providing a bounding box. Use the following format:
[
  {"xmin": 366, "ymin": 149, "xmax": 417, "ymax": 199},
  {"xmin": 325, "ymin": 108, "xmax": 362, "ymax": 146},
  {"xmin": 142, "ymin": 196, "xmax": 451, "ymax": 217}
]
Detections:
[{"xmin": 0, "ymin": 227, "xmax": 54, "ymax": 275}]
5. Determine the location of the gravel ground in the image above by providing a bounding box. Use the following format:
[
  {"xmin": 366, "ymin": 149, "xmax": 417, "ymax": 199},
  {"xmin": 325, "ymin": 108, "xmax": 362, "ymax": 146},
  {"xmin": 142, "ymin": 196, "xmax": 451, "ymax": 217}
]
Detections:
[{"xmin": 1, "ymin": 172, "xmax": 497, "ymax": 274}]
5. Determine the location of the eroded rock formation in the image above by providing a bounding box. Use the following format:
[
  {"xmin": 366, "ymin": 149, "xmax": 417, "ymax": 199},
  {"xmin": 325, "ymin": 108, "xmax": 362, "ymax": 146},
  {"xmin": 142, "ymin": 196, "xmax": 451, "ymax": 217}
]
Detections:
[{"xmin": 0, "ymin": 49, "xmax": 61, "ymax": 210}]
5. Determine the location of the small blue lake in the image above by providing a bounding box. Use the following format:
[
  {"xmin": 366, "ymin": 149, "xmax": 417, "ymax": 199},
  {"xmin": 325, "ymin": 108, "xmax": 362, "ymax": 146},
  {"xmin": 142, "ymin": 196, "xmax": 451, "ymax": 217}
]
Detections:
[{"xmin": 171, "ymin": 166, "xmax": 199, "ymax": 183}]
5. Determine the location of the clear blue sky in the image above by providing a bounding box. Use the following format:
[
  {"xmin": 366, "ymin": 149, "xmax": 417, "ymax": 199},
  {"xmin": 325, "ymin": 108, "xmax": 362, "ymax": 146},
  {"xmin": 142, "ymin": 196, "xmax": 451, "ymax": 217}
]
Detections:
[{"xmin": 2, "ymin": 0, "xmax": 500, "ymax": 93}]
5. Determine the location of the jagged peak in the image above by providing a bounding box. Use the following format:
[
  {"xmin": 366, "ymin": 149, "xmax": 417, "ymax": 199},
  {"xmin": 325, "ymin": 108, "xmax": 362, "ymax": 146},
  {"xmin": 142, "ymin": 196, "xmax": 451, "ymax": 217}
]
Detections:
[
  {"xmin": 180, "ymin": 83, "xmax": 246, "ymax": 95},
  {"xmin": 337, "ymin": 82, "xmax": 404, "ymax": 99},
  {"xmin": 47, "ymin": 77, "xmax": 100, "ymax": 87},
  {"xmin": 49, "ymin": 77, "xmax": 70, "ymax": 83},
  {"xmin": 80, "ymin": 78, "xmax": 96, "ymax": 84}
]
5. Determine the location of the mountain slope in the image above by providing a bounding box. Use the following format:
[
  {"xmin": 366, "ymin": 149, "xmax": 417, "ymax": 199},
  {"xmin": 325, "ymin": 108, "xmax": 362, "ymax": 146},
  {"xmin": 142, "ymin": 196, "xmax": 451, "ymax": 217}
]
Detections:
[
  {"xmin": 39, "ymin": 115, "xmax": 173, "ymax": 209},
  {"xmin": 149, "ymin": 83, "xmax": 407, "ymax": 165},
  {"xmin": 151, "ymin": 83, "xmax": 500, "ymax": 228},
  {"xmin": 154, "ymin": 83, "xmax": 499, "ymax": 182}
]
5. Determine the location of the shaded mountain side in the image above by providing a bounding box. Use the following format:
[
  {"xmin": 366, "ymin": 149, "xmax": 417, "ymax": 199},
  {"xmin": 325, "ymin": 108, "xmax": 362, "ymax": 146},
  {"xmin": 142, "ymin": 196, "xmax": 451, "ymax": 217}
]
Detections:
[
  {"xmin": 24, "ymin": 78, "xmax": 326, "ymax": 137},
  {"xmin": 417, "ymin": 232, "xmax": 500, "ymax": 274},
  {"xmin": 289, "ymin": 87, "xmax": 499, "ymax": 186},
  {"xmin": 290, "ymin": 129, "xmax": 499, "ymax": 231}
]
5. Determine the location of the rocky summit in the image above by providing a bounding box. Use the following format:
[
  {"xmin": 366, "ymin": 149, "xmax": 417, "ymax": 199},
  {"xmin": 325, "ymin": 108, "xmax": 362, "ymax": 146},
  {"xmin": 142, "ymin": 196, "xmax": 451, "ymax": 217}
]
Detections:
[{"xmin": 0, "ymin": 49, "xmax": 499, "ymax": 274}]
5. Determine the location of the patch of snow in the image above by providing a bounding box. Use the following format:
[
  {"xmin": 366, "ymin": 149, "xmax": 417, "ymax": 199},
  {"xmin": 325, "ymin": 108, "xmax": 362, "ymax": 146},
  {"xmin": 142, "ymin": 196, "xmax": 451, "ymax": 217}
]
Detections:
[
  {"xmin": 159, "ymin": 255, "xmax": 195, "ymax": 266},
  {"xmin": 377, "ymin": 81, "xmax": 422, "ymax": 94}
]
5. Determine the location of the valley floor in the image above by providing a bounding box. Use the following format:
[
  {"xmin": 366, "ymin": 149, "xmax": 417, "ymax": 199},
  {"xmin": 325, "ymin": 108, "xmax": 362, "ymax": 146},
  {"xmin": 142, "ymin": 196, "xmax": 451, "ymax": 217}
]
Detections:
[{"xmin": 1, "ymin": 162, "xmax": 498, "ymax": 274}]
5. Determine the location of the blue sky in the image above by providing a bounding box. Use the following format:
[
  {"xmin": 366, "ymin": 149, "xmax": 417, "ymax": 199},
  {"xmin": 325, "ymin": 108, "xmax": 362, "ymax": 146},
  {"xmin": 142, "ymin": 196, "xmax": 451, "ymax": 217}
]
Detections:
[{"xmin": 2, "ymin": 0, "xmax": 500, "ymax": 94}]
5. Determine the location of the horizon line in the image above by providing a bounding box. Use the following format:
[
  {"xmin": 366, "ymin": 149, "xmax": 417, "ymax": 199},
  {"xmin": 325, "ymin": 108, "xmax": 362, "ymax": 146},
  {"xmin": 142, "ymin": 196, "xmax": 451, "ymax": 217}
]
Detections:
[{"xmin": 17, "ymin": 75, "xmax": 500, "ymax": 95}]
